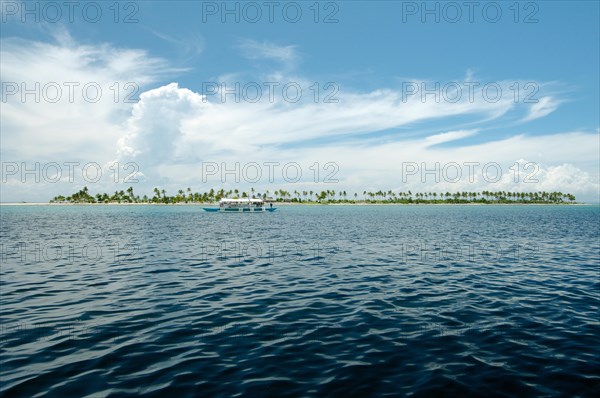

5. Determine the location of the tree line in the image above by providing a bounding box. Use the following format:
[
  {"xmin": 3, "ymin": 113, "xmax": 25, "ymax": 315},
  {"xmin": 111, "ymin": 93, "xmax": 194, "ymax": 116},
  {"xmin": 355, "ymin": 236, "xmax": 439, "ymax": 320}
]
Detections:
[{"xmin": 51, "ymin": 187, "xmax": 577, "ymax": 204}]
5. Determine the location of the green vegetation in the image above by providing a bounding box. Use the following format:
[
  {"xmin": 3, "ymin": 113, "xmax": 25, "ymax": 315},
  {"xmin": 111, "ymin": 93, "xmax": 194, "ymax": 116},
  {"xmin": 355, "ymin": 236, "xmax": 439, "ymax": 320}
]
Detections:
[{"xmin": 51, "ymin": 187, "xmax": 577, "ymax": 204}]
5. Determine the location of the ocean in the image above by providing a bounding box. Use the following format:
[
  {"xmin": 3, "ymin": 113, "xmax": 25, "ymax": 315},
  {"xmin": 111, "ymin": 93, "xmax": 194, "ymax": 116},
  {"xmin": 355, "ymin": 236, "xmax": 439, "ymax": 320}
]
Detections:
[{"xmin": 1, "ymin": 204, "xmax": 599, "ymax": 397}]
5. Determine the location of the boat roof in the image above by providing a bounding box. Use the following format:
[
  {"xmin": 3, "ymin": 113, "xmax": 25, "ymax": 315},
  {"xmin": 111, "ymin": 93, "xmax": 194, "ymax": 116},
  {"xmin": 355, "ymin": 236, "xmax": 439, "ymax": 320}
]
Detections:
[{"xmin": 220, "ymin": 198, "xmax": 264, "ymax": 203}]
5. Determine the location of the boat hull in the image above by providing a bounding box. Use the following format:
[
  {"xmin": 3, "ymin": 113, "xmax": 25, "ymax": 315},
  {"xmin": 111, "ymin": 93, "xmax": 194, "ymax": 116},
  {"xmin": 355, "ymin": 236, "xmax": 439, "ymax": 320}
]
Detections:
[{"xmin": 203, "ymin": 207, "xmax": 277, "ymax": 212}]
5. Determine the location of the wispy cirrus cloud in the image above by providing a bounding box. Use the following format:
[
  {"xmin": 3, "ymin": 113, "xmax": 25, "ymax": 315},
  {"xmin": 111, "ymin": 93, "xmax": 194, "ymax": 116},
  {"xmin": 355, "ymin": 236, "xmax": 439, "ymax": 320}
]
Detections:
[
  {"xmin": 236, "ymin": 38, "xmax": 299, "ymax": 66},
  {"xmin": 523, "ymin": 96, "xmax": 561, "ymax": 121},
  {"xmin": 425, "ymin": 130, "xmax": 479, "ymax": 146},
  {"xmin": 147, "ymin": 28, "xmax": 205, "ymax": 57}
]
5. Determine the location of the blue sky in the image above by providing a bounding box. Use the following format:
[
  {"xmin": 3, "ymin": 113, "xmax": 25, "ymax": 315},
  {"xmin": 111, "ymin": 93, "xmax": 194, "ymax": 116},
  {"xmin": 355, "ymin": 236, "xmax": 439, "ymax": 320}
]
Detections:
[{"xmin": 1, "ymin": 1, "xmax": 599, "ymax": 201}]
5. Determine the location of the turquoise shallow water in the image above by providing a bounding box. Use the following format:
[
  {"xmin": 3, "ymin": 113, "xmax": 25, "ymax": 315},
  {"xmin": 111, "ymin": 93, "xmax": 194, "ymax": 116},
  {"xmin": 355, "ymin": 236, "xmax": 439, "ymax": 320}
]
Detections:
[{"xmin": 1, "ymin": 204, "xmax": 599, "ymax": 397}]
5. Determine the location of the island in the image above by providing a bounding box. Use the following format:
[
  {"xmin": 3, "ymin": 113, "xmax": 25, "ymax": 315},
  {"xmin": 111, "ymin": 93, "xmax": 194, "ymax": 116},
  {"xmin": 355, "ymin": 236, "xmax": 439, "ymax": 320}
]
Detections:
[{"xmin": 50, "ymin": 187, "xmax": 577, "ymax": 205}]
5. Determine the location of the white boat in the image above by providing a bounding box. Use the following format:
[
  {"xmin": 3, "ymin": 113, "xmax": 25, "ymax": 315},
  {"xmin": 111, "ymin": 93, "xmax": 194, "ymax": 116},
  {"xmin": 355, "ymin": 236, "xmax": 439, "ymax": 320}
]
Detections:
[{"xmin": 203, "ymin": 198, "xmax": 277, "ymax": 213}]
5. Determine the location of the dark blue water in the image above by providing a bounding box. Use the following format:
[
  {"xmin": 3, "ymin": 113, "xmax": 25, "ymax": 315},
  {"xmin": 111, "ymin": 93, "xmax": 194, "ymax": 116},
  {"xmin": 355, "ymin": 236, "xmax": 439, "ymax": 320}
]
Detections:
[{"xmin": 1, "ymin": 204, "xmax": 599, "ymax": 397}]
